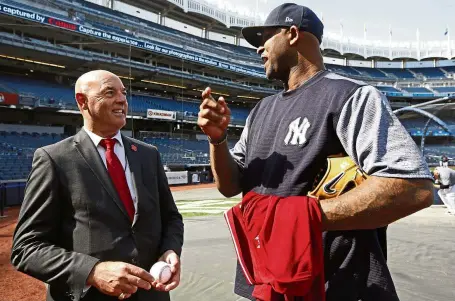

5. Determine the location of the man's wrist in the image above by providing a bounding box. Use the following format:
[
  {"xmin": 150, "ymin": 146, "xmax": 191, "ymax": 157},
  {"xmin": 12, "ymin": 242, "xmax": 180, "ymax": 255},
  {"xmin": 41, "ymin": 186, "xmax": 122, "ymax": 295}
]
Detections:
[
  {"xmin": 86, "ymin": 262, "xmax": 100, "ymax": 286},
  {"xmin": 208, "ymin": 132, "xmax": 227, "ymax": 146}
]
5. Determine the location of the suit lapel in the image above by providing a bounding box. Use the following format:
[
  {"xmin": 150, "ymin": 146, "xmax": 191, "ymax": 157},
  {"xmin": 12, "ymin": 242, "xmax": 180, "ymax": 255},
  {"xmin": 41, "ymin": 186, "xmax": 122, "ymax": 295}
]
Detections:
[
  {"xmin": 122, "ymin": 135, "xmax": 143, "ymax": 227},
  {"xmin": 73, "ymin": 130, "xmax": 131, "ymax": 223}
]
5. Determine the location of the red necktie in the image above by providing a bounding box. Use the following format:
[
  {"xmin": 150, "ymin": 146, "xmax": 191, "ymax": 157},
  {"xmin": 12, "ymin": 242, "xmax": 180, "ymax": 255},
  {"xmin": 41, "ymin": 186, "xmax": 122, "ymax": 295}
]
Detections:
[{"xmin": 100, "ymin": 138, "xmax": 135, "ymax": 221}]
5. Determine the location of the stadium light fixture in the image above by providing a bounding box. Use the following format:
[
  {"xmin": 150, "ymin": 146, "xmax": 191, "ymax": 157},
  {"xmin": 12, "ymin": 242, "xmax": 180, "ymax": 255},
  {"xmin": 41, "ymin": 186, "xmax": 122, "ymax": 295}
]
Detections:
[
  {"xmin": 192, "ymin": 88, "xmax": 230, "ymax": 97},
  {"xmin": 237, "ymin": 95, "xmax": 261, "ymax": 100},
  {"xmin": 118, "ymin": 75, "xmax": 135, "ymax": 80},
  {"xmin": 0, "ymin": 54, "xmax": 65, "ymax": 68},
  {"xmin": 141, "ymin": 79, "xmax": 186, "ymax": 89}
]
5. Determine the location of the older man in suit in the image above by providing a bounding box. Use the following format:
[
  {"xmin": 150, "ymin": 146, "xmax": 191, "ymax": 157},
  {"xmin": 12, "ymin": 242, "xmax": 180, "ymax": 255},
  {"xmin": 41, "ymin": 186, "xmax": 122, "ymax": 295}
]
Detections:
[{"xmin": 11, "ymin": 70, "xmax": 184, "ymax": 301}]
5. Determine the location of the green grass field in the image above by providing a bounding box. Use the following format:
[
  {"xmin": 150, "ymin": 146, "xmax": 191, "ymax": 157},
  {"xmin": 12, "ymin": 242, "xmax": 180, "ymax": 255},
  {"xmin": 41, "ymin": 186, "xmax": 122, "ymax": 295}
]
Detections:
[
  {"xmin": 177, "ymin": 198, "xmax": 241, "ymax": 218},
  {"xmin": 180, "ymin": 212, "xmax": 214, "ymax": 218}
]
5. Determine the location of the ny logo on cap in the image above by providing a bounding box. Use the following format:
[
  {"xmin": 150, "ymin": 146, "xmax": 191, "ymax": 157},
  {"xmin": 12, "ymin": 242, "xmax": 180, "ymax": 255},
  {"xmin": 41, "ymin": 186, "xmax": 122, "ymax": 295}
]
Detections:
[{"xmin": 285, "ymin": 17, "xmax": 293, "ymax": 23}]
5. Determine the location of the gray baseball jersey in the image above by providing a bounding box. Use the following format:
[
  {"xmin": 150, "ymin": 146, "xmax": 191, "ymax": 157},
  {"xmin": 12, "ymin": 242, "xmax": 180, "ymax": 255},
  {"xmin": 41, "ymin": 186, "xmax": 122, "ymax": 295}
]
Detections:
[{"xmin": 230, "ymin": 71, "xmax": 432, "ymax": 301}]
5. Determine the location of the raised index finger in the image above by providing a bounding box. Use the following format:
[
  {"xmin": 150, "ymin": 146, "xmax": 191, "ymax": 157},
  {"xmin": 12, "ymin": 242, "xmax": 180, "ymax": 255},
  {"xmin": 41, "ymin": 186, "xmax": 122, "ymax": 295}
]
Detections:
[
  {"xmin": 200, "ymin": 87, "xmax": 221, "ymax": 109},
  {"xmin": 201, "ymin": 87, "xmax": 212, "ymax": 99}
]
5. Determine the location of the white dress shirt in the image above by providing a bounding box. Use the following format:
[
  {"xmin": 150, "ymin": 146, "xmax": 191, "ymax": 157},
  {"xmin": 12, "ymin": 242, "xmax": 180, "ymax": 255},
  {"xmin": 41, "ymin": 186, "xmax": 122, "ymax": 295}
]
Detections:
[{"xmin": 83, "ymin": 127, "xmax": 137, "ymax": 210}]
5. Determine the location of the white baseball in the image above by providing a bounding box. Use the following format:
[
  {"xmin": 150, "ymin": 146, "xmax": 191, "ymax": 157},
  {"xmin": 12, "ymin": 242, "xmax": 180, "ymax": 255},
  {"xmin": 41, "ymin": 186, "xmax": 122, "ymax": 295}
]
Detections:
[{"xmin": 150, "ymin": 261, "xmax": 172, "ymax": 284}]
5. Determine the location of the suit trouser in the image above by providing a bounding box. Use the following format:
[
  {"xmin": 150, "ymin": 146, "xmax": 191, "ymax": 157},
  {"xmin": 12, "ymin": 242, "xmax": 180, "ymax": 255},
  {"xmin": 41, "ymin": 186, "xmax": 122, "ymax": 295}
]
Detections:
[{"xmin": 438, "ymin": 185, "xmax": 455, "ymax": 213}]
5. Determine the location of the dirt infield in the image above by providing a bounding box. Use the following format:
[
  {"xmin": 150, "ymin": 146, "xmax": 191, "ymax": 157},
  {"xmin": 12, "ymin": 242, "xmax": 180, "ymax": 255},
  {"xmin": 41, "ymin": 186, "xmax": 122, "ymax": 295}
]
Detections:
[
  {"xmin": 0, "ymin": 183, "xmax": 216, "ymax": 301},
  {"xmin": 0, "ymin": 207, "xmax": 47, "ymax": 301}
]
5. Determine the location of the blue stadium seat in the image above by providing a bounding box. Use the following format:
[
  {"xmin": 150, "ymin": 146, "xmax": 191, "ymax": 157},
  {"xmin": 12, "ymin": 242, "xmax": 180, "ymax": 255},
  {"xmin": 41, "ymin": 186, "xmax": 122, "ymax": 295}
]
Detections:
[
  {"xmin": 380, "ymin": 68, "xmax": 416, "ymax": 79},
  {"xmin": 142, "ymin": 137, "xmax": 238, "ymax": 165},
  {"xmin": 377, "ymin": 86, "xmax": 402, "ymax": 93},
  {"xmin": 412, "ymin": 68, "xmax": 447, "ymax": 79},
  {"xmin": 0, "ymin": 131, "xmax": 240, "ymax": 178},
  {"xmin": 0, "ymin": 132, "xmax": 65, "ymax": 180},
  {"xmin": 424, "ymin": 145, "xmax": 455, "ymax": 159},
  {"xmin": 442, "ymin": 66, "xmax": 455, "ymax": 73},
  {"xmin": 353, "ymin": 67, "xmax": 390, "ymax": 79},
  {"xmin": 326, "ymin": 65, "xmax": 360, "ymax": 77},
  {"xmin": 0, "ymin": 75, "xmax": 75, "ymax": 106},
  {"xmin": 432, "ymin": 86, "xmax": 455, "ymax": 93},
  {"xmin": 401, "ymin": 87, "xmax": 433, "ymax": 94}
]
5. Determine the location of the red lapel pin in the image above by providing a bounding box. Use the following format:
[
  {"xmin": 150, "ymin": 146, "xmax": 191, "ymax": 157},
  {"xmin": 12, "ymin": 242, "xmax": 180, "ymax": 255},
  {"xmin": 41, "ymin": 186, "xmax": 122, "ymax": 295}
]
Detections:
[{"xmin": 131, "ymin": 144, "xmax": 137, "ymax": 152}]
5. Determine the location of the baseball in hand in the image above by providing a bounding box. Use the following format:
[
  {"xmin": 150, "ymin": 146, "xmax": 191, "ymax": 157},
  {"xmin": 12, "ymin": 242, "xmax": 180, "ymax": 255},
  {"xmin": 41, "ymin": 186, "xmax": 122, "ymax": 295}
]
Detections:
[{"xmin": 150, "ymin": 261, "xmax": 172, "ymax": 284}]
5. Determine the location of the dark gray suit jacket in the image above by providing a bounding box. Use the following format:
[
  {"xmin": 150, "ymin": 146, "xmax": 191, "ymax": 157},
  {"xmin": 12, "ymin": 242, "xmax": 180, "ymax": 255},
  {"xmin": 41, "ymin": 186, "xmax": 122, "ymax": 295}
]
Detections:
[{"xmin": 11, "ymin": 130, "xmax": 184, "ymax": 301}]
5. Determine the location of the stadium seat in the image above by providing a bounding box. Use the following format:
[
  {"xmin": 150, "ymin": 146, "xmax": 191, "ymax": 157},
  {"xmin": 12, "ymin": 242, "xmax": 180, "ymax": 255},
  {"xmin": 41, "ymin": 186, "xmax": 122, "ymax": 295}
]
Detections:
[
  {"xmin": 353, "ymin": 67, "xmax": 390, "ymax": 79},
  {"xmin": 411, "ymin": 68, "xmax": 447, "ymax": 79},
  {"xmin": 377, "ymin": 86, "xmax": 402, "ymax": 93},
  {"xmin": 0, "ymin": 131, "xmax": 240, "ymax": 178},
  {"xmin": 380, "ymin": 68, "xmax": 416, "ymax": 79},
  {"xmin": 432, "ymin": 87, "xmax": 455, "ymax": 94},
  {"xmin": 401, "ymin": 87, "xmax": 433, "ymax": 94}
]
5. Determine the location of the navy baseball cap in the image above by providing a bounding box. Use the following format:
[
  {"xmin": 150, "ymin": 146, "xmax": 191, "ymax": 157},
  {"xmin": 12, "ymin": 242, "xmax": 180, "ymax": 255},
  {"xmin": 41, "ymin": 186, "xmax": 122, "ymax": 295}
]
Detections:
[{"xmin": 242, "ymin": 3, "xmax": 324, "ymax": 48}]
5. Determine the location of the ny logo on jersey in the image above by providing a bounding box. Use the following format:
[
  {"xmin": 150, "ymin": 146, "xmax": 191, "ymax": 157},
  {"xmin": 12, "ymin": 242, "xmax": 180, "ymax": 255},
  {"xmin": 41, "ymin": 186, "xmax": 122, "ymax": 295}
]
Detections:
[{"xmin": 284, "ymin": 117, "xmax": 311, "ymax": 146}]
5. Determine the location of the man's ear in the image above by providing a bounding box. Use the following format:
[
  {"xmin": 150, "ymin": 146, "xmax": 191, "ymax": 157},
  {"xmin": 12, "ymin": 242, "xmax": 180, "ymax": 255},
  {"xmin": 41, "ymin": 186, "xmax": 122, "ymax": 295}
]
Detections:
[
  {"xmin": 289, "ymin": 25, "xmax": 300, "ymax": 46},
  {"xmin": 75, "ymin": 93, "xmax": 87, "ymax": 109}
]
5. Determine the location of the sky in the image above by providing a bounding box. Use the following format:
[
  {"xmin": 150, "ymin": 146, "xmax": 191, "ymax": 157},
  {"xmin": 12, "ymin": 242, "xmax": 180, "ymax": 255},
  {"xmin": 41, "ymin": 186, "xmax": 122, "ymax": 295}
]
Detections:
[{"xmin": 205, "ymin": 0, "xmax": 455, "ymax": 43}]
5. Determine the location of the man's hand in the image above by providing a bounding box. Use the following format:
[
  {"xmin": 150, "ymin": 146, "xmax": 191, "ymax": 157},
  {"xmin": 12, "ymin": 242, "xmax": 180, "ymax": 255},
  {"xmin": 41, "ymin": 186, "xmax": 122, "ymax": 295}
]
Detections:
[
  {"xmin": 152, "ymin": 250, "xmax": 181, "ymax": 292},
  {"xmin": 197, "ymin": 87, "xmax": 231, "ymax": 142},
  {"xmin": 86, "ymin": 261, "xmax": 153, "ymax": 299}
]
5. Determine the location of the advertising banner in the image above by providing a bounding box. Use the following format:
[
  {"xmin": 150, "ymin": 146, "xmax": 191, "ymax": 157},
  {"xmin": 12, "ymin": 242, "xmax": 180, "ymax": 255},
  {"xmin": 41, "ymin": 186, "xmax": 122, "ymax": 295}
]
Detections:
[
  {"xmin": 0, "ymin": 92, "xmax": 19, "ymax": 105},
  {"xmin": 147, "ymin": 109, "xmax": 176, "ymax": 120},
  {"xmin": 165, "ymin": 171, "xmax": 188, "ymax": 185}
]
